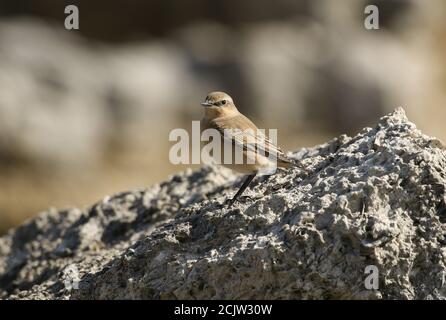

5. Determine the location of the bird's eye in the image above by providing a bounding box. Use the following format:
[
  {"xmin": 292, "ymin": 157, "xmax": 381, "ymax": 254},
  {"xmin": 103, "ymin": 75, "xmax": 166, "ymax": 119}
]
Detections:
[{"xmin": 221, "ymin": 100, "xmax": 227, "ymax": 105}]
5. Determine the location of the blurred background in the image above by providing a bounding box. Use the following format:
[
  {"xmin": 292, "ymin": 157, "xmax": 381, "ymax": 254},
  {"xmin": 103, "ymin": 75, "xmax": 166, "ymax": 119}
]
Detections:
[{"xmin": 0, "ymin": 0, "xmax": 445, "ymax": 235}]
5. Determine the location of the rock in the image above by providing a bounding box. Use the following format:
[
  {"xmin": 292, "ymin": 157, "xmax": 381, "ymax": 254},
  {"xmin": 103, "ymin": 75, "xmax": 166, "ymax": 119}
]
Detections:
[{"xmin": 1, "ymin": 108, "xmax": 446, "ymax": 299}]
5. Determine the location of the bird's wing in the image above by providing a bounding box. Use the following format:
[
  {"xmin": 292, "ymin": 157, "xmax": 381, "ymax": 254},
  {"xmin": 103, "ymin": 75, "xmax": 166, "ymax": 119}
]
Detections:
[{"xmin": 212, "ymin": 114, "xmax": 292, "ymax": 164}]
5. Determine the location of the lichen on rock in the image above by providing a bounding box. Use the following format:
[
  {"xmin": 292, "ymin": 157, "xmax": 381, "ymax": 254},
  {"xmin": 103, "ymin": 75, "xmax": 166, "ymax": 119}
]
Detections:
[{"xmin": 1, "ymin": 108, "xmax": 446, "ymax": 299}]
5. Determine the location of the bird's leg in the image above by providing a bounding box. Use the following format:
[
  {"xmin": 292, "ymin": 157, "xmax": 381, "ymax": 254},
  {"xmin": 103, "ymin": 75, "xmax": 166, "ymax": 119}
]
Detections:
[{"xmin": 228, "ymin": 173, "xmax": 256, "ymax": 207}]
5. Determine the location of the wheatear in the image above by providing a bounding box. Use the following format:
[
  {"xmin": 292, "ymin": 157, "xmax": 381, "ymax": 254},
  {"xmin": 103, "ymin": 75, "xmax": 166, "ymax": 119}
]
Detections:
[{"xmin": 200, "ymin": 91, "xmax": 298, "ymax": 206}]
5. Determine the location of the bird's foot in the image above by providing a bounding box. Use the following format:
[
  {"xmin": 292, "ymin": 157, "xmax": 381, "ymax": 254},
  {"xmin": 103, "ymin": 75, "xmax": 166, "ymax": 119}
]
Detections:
[{"xmin": 227, "ymin": 198, "xmax": 236, "ymax": 208}]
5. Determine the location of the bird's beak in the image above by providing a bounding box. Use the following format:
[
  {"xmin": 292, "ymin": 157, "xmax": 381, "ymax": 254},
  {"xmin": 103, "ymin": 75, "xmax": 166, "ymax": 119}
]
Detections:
[{"xmin": 201, "ymin": 101, "xmax": 213, "ymax": 107}]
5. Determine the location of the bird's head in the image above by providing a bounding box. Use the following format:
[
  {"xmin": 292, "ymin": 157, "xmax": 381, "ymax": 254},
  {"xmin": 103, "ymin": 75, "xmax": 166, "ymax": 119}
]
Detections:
[{"xmin": 201, "ymin": 91, "xmax": 238, "ymax": 117}]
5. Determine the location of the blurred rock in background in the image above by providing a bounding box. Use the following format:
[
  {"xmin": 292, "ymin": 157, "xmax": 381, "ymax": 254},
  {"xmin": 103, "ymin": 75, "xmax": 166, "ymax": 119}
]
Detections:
[{"xmin": 0, "ymin": 0, "xmax": 445, "ymax": 234}]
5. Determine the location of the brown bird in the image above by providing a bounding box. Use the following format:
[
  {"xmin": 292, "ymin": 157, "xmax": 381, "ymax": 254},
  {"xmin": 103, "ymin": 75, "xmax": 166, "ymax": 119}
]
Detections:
[{"xmin": 200, "ymin": 91, "xmax": 297, "ymax": 206}]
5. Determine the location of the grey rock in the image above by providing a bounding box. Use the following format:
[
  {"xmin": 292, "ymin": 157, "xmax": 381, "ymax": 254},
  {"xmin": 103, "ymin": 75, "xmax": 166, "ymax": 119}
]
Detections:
[{"xmin": 1, "ymin": 108, "xmax": 446, "ymax": 299}]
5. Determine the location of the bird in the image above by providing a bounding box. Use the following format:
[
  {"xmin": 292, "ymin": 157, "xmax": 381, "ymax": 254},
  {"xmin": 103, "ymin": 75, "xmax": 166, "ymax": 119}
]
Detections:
[{"xmin": 200, "ymin": 91, "xmax": 299, "ymax": 207}]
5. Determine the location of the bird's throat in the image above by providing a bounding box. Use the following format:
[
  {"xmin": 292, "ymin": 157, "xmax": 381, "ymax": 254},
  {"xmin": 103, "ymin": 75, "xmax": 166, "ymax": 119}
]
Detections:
[{"xmin": 204, "ymin": 105, "xmax": 238, "ymax": 119}]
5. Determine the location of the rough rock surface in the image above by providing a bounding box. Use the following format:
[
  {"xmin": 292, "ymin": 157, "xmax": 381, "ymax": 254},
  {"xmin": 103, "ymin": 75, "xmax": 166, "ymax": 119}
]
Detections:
[{"xmin": 1, "ymin": 108, "xmax": 446, "ymax": 300}]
